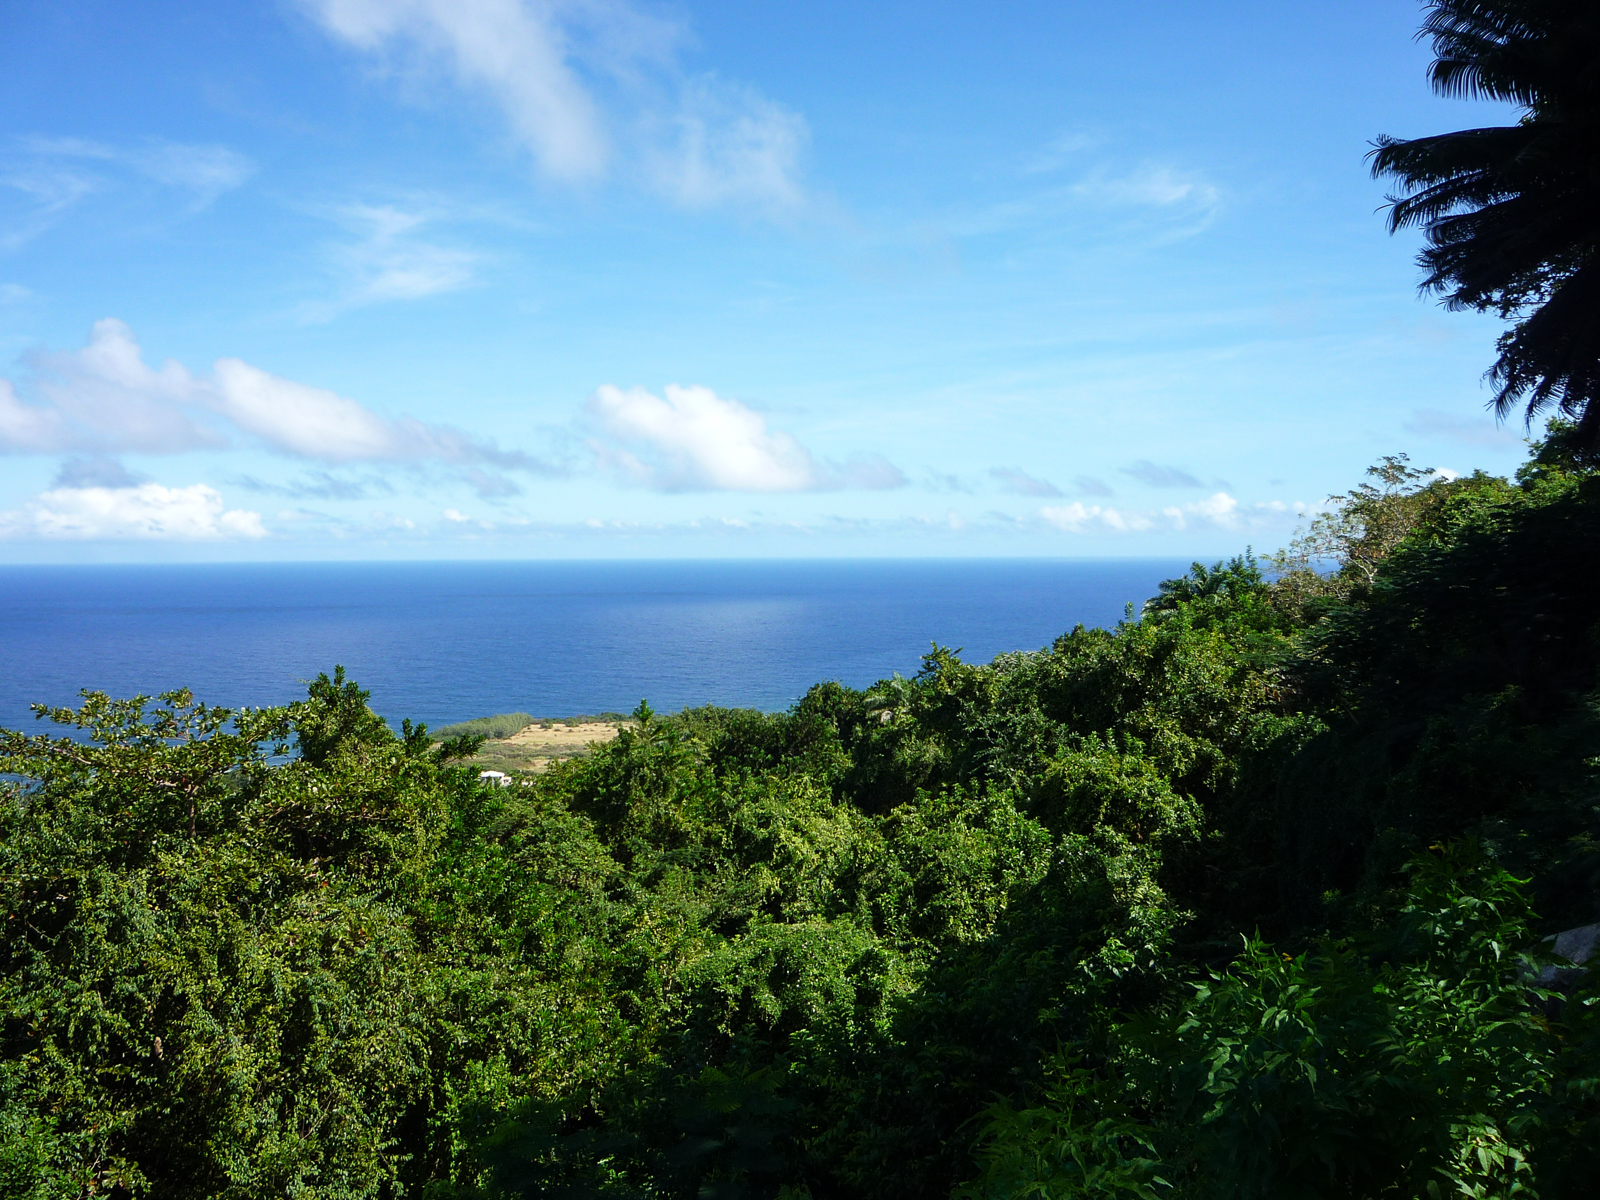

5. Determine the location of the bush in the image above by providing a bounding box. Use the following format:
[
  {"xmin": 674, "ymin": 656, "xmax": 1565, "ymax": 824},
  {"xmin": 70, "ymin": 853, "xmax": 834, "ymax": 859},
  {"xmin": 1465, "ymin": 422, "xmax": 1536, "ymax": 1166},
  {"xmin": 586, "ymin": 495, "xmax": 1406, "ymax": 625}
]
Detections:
[{"xmin": 434, "ymin": 711, "xmax": 534, "ymax": 740}]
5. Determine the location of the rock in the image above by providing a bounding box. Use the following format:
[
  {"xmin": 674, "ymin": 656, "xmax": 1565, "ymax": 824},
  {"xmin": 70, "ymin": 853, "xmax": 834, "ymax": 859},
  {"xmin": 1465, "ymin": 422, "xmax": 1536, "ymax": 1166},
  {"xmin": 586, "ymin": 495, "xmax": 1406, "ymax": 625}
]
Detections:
[
  {"xmin": 1551, "ymin": 922, "xmax": 1600, "ymax": 966},
  {"xmin": 1535, "ymin": 921, "xmax": 1600, "ymax": 990}
]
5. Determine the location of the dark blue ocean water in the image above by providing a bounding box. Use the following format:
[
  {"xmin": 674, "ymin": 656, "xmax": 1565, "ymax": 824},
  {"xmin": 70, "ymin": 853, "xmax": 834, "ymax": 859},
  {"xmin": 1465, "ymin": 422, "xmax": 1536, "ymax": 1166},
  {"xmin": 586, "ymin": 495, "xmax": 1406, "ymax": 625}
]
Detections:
[{"xmin": 0, "ymin": 559, "xmax": 1187, "ymax": 731}]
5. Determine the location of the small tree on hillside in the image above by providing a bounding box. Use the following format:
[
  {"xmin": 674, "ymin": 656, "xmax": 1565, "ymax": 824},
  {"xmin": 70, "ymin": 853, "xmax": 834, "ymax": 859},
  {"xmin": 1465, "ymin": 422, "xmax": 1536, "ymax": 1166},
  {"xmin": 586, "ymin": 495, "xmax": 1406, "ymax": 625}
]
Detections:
[{"xmin": 1269, "ymin": 453, "xmax": 1440, "ymax": 609}]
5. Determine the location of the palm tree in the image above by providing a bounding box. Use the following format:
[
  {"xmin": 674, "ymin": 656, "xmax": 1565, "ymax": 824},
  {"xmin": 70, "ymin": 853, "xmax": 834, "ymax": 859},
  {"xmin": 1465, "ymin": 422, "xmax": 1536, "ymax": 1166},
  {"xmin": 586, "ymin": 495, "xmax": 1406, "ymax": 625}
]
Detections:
[
  {"xmin": 1141, "ymin": 553, "xmax": 1262, "ymax": 617},
  {"xmin": 1370, "ymin": 0, "xmax": 1600, "ymax": 441}
]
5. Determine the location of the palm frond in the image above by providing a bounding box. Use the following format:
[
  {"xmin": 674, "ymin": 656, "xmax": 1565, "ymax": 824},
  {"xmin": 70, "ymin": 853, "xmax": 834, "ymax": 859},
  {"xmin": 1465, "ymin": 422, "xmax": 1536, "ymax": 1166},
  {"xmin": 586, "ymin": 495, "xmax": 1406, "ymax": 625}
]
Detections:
[{"xmin": 1370, "ymin": 0, "xmax": 1600, "ymax": 441}]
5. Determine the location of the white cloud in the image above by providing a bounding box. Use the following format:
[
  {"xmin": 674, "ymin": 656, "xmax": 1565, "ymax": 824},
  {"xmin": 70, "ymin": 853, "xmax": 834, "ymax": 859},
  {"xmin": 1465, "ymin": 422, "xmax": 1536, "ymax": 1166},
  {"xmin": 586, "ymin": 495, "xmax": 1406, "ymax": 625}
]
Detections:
[
  {"xmin": 0, "ymin": 482, "xmax": 266, "ymax": 541},
  {"xmin": 589, "ymin": 383, "xmax": 811, "ymax": 491},
  {"xmin": 588, "ymin": 383, "xmax": 903, "ymax": 492},
  {"xmin": 1038, "ymin": 501, "xmax": 1155, "ymax": 534},
  {"xmin": 211, "ymin": 358, "xmax": 535, "ymax": 466},
  {"xmin": 15, "ymin": 318, "xmax": 219, "ymax": 454},
  {"xmin": 1162, "ymin": 491, "xmax": 1240, "ymax": 530},
  {"xmin": 212, "ymin": 358, "xmax": 400, "ymax": 460},
  {"xmin": 299, "ymin": 0, "xmax": 808, "ymax": 212},
  {"xmin": 1039, "ymin": 492, "xmax": 1287, "ymax": 535},
  {"xmin": 2, "ymin": 319, "xmax": 539, "ymax": 469},
  {"xmin": 0, "ymin": 377, "xmax": 70, "ymax": 451}
]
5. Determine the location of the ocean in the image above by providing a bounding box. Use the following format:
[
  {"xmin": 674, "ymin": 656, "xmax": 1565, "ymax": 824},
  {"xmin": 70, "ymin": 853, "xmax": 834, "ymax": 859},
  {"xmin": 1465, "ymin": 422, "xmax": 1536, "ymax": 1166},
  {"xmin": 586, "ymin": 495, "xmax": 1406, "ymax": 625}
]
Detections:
[{"xmin": 0, "ymin": 558, "xmax": 1189, "ymax": 732}]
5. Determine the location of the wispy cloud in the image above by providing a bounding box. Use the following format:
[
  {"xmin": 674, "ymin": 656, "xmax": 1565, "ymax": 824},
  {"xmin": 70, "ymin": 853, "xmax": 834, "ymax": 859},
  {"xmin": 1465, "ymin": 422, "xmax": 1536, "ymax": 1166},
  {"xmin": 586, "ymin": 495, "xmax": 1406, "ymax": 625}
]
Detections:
[
  {"xmin": 16, "ymin": 136, "xmax": 254, "ymax": 206},
  {"xmin": 300, "ymin": 0, "xmax": 615, "ymax": 180},
  {"xmin": 1, "ymin": 164, "xmax": 97, "ymax": 250},
  {"xmin": 134, "ymin": 143, "xmax": 256, "ymax": 197},
  {"xmin": 52, "ymin": 457, "xmax": 148, "ymax": 489},
  {"xmin": 372, "ymin": 496, "xmax": 1304, "ymax": 544},
  {"xmin": 1073, "ymin": 474, "xmax": 1114, "ymax": 497},
  {"xmin": 648, "ymin": 77, "xmax": 810, "ymax": 214},
  {"xmin": 944, "ymin": 145, "xmax": 1222, "ymax": 245},
  {"xmin": 1023, "ymin": 129, "xmax": 1103, "ymax": 175},
  {"xmin": 990, "ymin": 466, "xmax": 1063, "ymax": 497},
  {"xmin": 924, "ymin": 471, "xmax": 973, "ymax": 494},
  {"xmin": 297, "ymin": 203, "xmax": 478, "ymax": 321},
  {"xmin": 232, "ymin": 470, "xmax": 396, "ymax": 502},
  {"xmin": 1072, "ymin": 164, "xmax": 1218, "ymax": 210},
  {"xmin": 1120, "ymin": 460, "xmax": 1204, "ymax": 489},
  {"xmin": 298, "ymin": 0, "xmax": 810, "ymax": 215},
  {"xmin": 1069, "ymin": 162, "xmax": 1223, "ymax": 243},
  {"xmin": 587, "ymin": 383, "xmax": 904, "ymax": 492},
  {"xmin": 459, "ymin": 467, "xmax": 524, "ymax": 499},
  {"xmin": 2, "ymin": 137, "xmax": 254, "ymax": 249}
]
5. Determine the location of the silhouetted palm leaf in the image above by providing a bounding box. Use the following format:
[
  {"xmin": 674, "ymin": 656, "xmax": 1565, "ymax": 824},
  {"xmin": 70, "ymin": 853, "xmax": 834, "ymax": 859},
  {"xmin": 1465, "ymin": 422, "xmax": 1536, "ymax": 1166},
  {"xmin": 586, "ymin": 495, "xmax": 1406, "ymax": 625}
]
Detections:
[{"xmin": 1370, "ymin": 0, "xmax": 1600, "ymax": 439}]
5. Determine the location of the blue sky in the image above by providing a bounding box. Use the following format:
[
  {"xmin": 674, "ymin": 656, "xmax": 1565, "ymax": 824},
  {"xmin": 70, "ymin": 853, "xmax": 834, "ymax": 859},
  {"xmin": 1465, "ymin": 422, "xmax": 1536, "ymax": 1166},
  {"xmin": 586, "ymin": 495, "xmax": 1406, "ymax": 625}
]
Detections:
[{"xmin": 0, "ymin": 0, "xmax": 1526, "ymax": 560}]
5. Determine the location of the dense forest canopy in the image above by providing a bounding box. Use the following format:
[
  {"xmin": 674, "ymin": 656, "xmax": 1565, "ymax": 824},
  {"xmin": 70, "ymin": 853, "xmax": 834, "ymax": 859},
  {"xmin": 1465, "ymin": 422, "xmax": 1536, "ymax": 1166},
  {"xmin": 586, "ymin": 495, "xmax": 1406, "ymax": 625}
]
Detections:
[{"xmin": 4, "ymin": 431, "xmax": 1600, "ymax": 1199}]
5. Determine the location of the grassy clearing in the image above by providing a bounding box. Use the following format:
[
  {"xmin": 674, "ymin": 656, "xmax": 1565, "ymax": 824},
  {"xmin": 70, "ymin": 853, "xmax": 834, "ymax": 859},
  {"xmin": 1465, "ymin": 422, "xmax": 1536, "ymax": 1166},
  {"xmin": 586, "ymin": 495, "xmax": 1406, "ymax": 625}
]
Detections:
[{"xmin": 448, "ymin": 714, "xmax": 635, "ymax": 772}]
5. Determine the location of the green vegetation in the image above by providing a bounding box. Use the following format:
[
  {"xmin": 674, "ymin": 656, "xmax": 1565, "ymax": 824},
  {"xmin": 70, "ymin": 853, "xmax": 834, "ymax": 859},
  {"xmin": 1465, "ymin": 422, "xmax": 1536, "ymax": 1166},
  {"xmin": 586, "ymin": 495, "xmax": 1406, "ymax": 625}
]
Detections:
[
  {"xmin": 532, "ymin": 713, "xmax": 632, "ymax": 728},
  {"xmin": 4, "ymin": 436, "xmax": 1600, "ymax": 1198},
  {"xmin": 7, "ymin": 7, "xmax": 1600, "ymax": 1192},
  {"xmin": 433, "ymin": 713, "xmax": 534, "ymax": 742}
]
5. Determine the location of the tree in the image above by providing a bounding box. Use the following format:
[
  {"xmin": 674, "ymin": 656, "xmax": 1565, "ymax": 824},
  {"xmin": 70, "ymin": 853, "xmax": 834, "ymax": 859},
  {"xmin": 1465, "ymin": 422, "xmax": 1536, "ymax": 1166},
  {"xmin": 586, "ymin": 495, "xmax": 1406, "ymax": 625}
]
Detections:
[
  {"xmin": 1267, "ymin": 454, "xmax": 1439, "ymax": 609},
  {"xmin": 1369, "ymin": 0, "xmax": 1600, "ymax": 441},
  {"xmin": 1141, "ymin": 553, "xmax": 1265, "ymax": 619}
]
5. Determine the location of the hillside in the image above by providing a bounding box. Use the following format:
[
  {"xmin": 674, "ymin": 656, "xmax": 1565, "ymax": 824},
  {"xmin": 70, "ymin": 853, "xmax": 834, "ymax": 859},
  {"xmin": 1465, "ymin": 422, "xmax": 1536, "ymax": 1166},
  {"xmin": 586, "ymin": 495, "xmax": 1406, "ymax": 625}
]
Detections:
[{"xmin": 3, "ymin": 440, "xmax": 1598, "ymax": 1199}]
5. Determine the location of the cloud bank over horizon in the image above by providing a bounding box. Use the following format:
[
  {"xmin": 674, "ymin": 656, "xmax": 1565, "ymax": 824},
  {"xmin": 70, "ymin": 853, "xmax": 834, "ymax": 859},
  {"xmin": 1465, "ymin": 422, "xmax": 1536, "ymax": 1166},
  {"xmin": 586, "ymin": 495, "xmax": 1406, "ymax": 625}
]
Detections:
[
  {"xmin": 1037, "ymin": 491, "xmax": 1294, "ymax": 535},
  {"xmin": 0, "ymin": 481, "xmax": 265, "ymax": 541}
]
